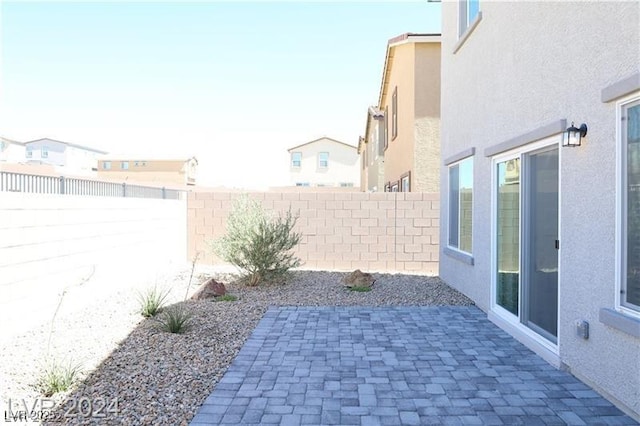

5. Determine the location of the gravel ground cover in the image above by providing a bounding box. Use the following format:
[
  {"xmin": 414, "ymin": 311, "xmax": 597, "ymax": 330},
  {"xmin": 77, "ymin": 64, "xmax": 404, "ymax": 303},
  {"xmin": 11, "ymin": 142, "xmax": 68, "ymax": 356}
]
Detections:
[{"xmin": 0, "ymin": 268, "xmax": 473, "ymax": 425}]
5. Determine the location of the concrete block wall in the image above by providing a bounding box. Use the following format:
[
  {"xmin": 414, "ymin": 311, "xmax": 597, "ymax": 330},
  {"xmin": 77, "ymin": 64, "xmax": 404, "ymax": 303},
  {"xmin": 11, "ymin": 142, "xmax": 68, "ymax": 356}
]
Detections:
[{"xmin": 188, "ymin": 192, "xmax": 440, "ymax": 274}]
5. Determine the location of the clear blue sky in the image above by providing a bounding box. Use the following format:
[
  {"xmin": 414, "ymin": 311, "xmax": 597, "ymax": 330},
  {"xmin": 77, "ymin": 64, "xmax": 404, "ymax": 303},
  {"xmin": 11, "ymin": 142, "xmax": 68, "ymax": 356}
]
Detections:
[{"xmin": 1, "ymin": 1, "xmax": 441, "ymax": 188}]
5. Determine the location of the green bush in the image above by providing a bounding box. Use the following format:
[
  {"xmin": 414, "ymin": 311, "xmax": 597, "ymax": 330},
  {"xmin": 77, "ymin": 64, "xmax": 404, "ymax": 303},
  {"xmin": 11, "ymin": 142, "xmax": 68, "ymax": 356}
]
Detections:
[
  {"xmin": 36, "ymin": 358, "xmax": 82, "ymax": 397},
  {"xmin": 137, "ymin": 286, "xmax": 170, "ymax": 317},
  {"xmin": 213, "ymin": 196, "xmax": 302, "ymax": 286},
  {"xmin": 156, "ymin": 304, "xmax": 192, "ymax": 334}
]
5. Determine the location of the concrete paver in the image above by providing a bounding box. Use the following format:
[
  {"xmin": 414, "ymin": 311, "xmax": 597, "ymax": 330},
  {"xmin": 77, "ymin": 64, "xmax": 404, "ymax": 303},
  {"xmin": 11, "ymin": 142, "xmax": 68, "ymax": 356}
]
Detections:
[{"xmin": 190, "ymin": 306, "xmax": 638, "ymax": 425}]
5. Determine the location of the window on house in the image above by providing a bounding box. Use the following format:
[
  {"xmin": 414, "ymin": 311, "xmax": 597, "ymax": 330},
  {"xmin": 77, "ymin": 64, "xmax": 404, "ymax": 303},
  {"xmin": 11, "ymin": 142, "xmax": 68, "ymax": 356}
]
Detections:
[
  {"xmin": 121, "ymin": 161, "xmax": 129, "ymax": 170},
  {"xmin": 103, "ymin": 161, "xmax": 112, "ymax": 170},
  {"xmin": 26, "ymin": 147, "xmax": 32, "ymax": 158},
  {"xmin": 384, "ymin": 182, "xmax": 391, "ymax": 192},
  {"xmin": 622, "ymin": 96, "xmax": 640, "ymax": 312},
  {"xmin": 340, "ymin": 182, "xmax": 354, "ymax": 187},
  {"xmin": 0, "ymin": 141, "xmax": 6, "ymax": 151},
  {"xmin": 295, "ymin": 182, "xmax": 310, "ymax": 187},
  {"xmin": 460, "ymin": 0, "xmax": 480, "ymax": 36},
  {"xmin": 449, "ymin": 157, "xmax": 473, "ymax": 254},
  {"xmin": 291, "ymin": 152, "xmax": 302, "ymax": 167},
  {"xmin": 318, "ymin": 152, "xmax": 329, "ymax": 168},
  {"xmin": 392, "ymin": 88, "xmax": 398, "ymax": 140},
  {"xmin": 384, "ymin": 107, "xmax": 389, "ymax": 150},
  {"xmin": 401, "ymin": 172, "xmax": 411, "ymax": 192},
  {"xmin": 391, "ymin": 182, "xmax": 399, "ymax": 192},
  {"xmin": 41, "ymin": 147, "xmax": 48, "ymax": 158}
]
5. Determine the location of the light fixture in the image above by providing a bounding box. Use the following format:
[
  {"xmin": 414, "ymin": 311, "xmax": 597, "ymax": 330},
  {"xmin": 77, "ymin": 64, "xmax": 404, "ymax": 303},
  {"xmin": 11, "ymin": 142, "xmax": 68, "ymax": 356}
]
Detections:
[{"xmin": 562, "ymin": 122, "xmax": 587, "ymax": 147}]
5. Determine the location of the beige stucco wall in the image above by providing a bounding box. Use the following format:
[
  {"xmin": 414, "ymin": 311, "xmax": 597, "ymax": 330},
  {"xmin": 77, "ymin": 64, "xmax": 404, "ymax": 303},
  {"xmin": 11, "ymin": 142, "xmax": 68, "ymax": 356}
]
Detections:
[
  {"xmin": 188, "ymin": 191, "xmax": 439, "ymax": 274},
  {"xmin": 413, "ymin": 43, "xmax": 441, "ymax": 193},
  {"xmin": 364, "ymin": 118, "xmax": 385, "ymax": 192},
  {"xmin": 288, "ymin": 138, "xmax": 360, "ymax": 187},
  {"xmin": 382, "ymin": 43, "xmax": 415, "ymax": 188},
  {"xmin": 440, "ymin": 0, "xmax": 640, "ymax": 418}
]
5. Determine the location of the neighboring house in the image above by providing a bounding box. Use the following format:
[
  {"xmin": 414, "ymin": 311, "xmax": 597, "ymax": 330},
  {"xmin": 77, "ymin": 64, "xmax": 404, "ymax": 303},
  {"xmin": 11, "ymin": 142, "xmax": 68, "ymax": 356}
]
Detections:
[
  {"xmin": 97, "ymin": 157, "xmax": 198, "ymax": 186},
  {"xmin": 375, "ymin": 33, "xmax": 441, "ymax": 192},
  {"xmin": 23, "ymin": 138, "xmax": 107, "ymax": 175},
  {"xmin": 439, "ymin": 1, "xmax": 639, "ymax": 420},
  {"xmin": 0, "ymin": 137, "xmax": 26, "ymax": 163},
  {"xmin": 359, "ymin": 107, "xmax": 385, "ymax": 192},
  {"xmin": 287, "ymin": 137, "xmax": 359, "ymax": 188}
]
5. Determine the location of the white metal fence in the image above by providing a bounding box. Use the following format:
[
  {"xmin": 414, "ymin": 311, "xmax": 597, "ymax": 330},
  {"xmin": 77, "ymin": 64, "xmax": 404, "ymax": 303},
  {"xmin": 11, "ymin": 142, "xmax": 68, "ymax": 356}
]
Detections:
[{"xmin": 0, "ymin": 171, "xmax": 184, "ymax": 200}]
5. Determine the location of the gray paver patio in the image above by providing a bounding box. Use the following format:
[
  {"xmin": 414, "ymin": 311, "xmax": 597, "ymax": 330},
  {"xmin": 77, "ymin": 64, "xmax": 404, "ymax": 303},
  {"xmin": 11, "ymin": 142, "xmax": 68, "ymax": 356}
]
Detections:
[{"xmin": 190, "ymin": 306, "xmax": 638, "ymax": 425}]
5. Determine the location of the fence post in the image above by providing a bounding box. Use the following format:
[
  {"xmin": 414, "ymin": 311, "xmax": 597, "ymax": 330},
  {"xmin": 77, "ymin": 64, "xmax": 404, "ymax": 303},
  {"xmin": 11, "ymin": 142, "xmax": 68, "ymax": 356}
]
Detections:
[
  {"xmin": 122, "ymin": 182, "xmax": 126, "ymax": 198},
  {"xmin": 162, "ymin": 187, "xmax": 166, "ymax": 199},
  {"xmin": 59, "ymin": 176, "xmax": 65, "ymax": 194}
]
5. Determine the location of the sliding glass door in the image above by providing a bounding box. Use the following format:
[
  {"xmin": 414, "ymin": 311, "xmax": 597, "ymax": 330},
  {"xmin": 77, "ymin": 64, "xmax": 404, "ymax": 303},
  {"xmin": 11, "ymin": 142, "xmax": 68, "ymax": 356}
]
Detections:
[{"xmin": 495, "ymin": 145, "xmax": 559, "ymax": 343}]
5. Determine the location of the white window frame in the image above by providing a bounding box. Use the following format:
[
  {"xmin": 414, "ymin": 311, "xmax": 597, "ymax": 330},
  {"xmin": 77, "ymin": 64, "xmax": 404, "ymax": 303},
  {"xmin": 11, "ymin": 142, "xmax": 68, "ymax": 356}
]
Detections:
[
  {"xmin": 103, "ymin": 161, "xmax": 111, "ymax": 170},
  {"xmin": 318, "ymin": 152, "xmax": 329, "ymax": 169},
  {"xmin": 291, "ymin": 152, "xmax": 302, "ymax": 168},
  {"xmin": 121, "ymin": 161, "xmax": 129, "ymax": 170},
  {"xmin": 41, "ymin": 146, "xmax": 48, "ymax": 158},
  {"xmin": 616, "ymin": 92, "xmax": 640, "ymax": 316},
  {"xmin": 26, "ymin": 147, "xmax": 33, "ymax": 158},
  {"xmin": 447, "ymin": 156, "xmax": 474, "ymax": 255}
]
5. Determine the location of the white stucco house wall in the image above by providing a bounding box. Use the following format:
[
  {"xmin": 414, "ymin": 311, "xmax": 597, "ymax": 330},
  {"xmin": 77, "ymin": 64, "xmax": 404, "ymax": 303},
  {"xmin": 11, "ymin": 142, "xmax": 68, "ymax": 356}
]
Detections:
[
  {"xmin": 439, "ymin": 1, "xmax": 639, "ymax": 420},
  {"xmin": 287, "ymin": 137, "xmax": 360, "ymax": 188},
  {"xmin": 24, "ymin": 138, "xmax": 108, "ymax": 176},
  {"xmin": 0, "ymin": 137, "xmax": 26, "ymax": 163}
]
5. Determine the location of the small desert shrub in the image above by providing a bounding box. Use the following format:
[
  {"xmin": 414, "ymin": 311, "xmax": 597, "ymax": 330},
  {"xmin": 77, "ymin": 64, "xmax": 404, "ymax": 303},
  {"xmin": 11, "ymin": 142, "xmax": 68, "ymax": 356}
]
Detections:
[
  {"xmin": 213, "ymin": 195, "xmax": 302, "ymax": 286},
  {"xmin": 138, "ymin": 286, "xmax": 170, "ymax": 317},
  {"xmin": 349, "ymin": 286, "xmax": 372, "ymax": 292},
  {"xmin": 36, "ymin": 358, "xmax": 82, "ymax": 397},
  {"xmin": 215, "ymin": 294, "xmax": 237, "ymax": 302},
  {"xmin": 156, "ymin": 305, "xmax": 192, "ymax": 334}
]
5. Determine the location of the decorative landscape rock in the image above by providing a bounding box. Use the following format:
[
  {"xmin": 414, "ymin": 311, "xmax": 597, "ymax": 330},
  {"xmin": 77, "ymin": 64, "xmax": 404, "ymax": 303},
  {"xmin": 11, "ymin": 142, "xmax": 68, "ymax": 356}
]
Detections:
[
  {"xmin": 191, "ymin": 278, "xmax": 226, "ymax": 300},
  {"xmin": 343, "ymin": 269, "xmax": 375, "ymax": 288}
]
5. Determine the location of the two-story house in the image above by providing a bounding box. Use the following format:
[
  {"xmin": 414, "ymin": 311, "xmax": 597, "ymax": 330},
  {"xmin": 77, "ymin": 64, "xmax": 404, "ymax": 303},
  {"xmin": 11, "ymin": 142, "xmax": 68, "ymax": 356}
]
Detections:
[
  {"xmin": 287, "ymin": 137, "xmax": 359, "ymax": 188},
  {"xmin": 97, "ymin": 157, "xmax": 198, "ymax": 186},
  {"xmin": 24, "ymin": 138, "xmax": 107, "ymax": 175},
  {"xmin": 360, "ymin": 33, "xmax": 441, "ymax": 193},
  {"xmin": 439, "ymin": 1, "xmax": 640, "ymax": 420}
]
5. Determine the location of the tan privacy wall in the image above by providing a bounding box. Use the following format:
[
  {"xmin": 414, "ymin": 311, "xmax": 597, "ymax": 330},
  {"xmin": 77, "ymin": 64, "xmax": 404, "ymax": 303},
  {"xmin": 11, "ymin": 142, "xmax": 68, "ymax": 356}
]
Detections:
[{"xmin": 188, "ymin": 192, "xmax": 439, "ymax": 274}]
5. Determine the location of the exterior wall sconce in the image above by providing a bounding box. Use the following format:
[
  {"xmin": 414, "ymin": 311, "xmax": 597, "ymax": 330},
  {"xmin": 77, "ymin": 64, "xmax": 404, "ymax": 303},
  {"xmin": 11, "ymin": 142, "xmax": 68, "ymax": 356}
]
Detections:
[{"xmin": 562, "ymin": 122, "xmax": 588, "ymax": 147}]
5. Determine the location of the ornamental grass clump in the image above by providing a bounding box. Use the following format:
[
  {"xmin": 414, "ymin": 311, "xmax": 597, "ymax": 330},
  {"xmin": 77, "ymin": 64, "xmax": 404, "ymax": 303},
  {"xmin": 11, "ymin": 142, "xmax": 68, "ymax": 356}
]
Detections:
[
  {"xmin": 213, "ymin": 195, "xmax": 302, "ymax": 286},
  {"xmin": 137, "ymin": 285, "xmax": 170, "ymax": 318},
  {"xmin": 156, "ymin": 304, "xmax": 192, "ymax": 334},
  {"xmin": 36, "ymin": 358, "xmax": 82, "ymax": 397}
]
